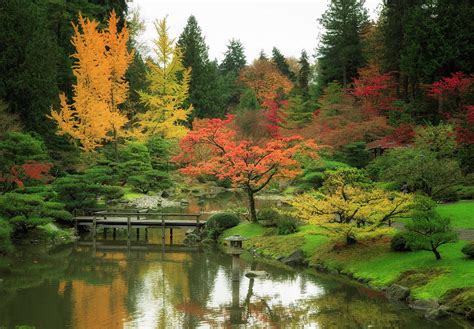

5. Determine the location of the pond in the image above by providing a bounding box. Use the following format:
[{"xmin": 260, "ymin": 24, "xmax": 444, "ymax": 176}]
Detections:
[{"xmin": 0, "ymin": 229, "xmax": 467, "ymax": 328}]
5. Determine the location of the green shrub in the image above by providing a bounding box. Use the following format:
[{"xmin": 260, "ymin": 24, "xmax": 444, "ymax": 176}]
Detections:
[
  {"xmin": 276, "ymin": 216, "xmax": 298, "ymax": 235},
  {"xmin": 303, "ymin": 172, "xmax": 325, "ymax": 188},
  {"xmin": 206, "ymin": 213, "xmax": 240, "ymax": 230},
  {"xmin": 257, "ymin": 208, "xmax": 280, "ymax": 227},
  {"xmin": 456, "ymin": 185, "xmax": 474, "ymax": 200},
  {"xmin": 0, "ymin": 219, "xmax": 13, "ymax": 254},
  {"xmin": 461, "ymin": 242, "xmax": 474, "ymax": 258},
  {"xmin": 205, "ymin": 212, "xmax": 240, "ymax": 240},
  {"xmin": 391, "ymin": 232, "xmax": 411, "ymax": 251},
  {"xmin": 435, "ymin": 187, "xmax": 459, "ymax": 202}
]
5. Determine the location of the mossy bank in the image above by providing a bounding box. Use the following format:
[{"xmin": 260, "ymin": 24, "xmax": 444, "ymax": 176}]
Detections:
[{"xmin": 220, "ymin": 202, "xmax": 474, "ymax": 321}]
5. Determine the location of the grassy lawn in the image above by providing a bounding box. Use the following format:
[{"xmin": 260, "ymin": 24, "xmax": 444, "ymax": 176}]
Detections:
[
  {"xmin": 223, "ymin": 201, "xmax": 474, "ymax": 302},
  {"xmin": 121, "ymin": 187, "xmax": 146, "ymax": 201},
  {"xmin": 436, "ymin": 201, "xmax": 474, "ymax": 229},
  {"xmin": 323, "ymin": 239, "xmax": 474, "ymax": 299}
]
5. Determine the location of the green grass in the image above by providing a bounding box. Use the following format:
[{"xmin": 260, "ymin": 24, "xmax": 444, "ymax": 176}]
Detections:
[
  {"xmin": 121, "ymin": 186, "xmax": 146, "ymax": 201},
  {"xmin": 221, "ymin": 223, "xmax": 269, "ymax": 239},
  {"xmin": 222, "ymin": 202, "xmax": 474, "ymax": 302},
  {"xmin": 334, "ymin": 240, "xmax": 474, "ymax": 299},
  {"xmin": 436, "ymin": 201, "xmax": 474, "ymax": 229}
]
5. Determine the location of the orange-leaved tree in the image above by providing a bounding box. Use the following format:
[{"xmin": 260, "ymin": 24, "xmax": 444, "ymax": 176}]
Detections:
[
  {"xmin": 174, "ymin": 115, "xmax": 318, "ymax": 221},
  {"xmin": 240, "ymin": 59, "xmax": 293, "ymax": 105},
  {"xmin": 50, "ymin": 11, "xmax": 134, "ymax": 152}
]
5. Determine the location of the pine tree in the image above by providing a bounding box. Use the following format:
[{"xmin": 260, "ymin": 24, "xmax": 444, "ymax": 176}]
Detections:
[
  {"xmin": 219, "ymin": 39, "xmax": 247, "ymax": 109},
  {"xmin": 317, "ymin": 0, "xmax": 369, "ymax": 88},
  {"xmin": 298, "ymin": 50, "xmax": 311, "ymax": 97},
  {"xmin": 220, "ymin": 39, "xmax": 246, "ymax": 74},
  {"xmin": 134, "ymin": 17, "xmax": 192, "ymax": 140},
  {"xmin": 272, "ymin": 47, "xmax": 295, "ymax": 81},
  {"xmin": 177, "ymin": 15, "xmax": 225, "ymax": 118},
  {"xmin": 0, "ymin": 0, "xmax": 60, "ymax": 138}
]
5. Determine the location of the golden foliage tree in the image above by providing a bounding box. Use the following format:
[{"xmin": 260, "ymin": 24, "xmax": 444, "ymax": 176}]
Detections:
[
  {"xmin": 287, "ymin": 168, "xmax": 413, "ymax": 244},
  {"xmin": 133, "ymin": 17, "xmax": 192, "ymax": 140},
  {"xmin": 50, "ymin": 11, "xmax": 133, "ymax": 151}
]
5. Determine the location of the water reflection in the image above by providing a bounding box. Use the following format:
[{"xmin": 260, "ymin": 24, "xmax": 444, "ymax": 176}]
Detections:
[{"xmin": 0, "ymin": 229, "xmax": 469, "ymax": 328}]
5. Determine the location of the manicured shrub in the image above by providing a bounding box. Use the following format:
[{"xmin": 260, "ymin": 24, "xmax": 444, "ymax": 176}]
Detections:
[
  {"xmin": 461, "ymin": 242, "xmax": 474, "ymax": 258},
  {"xmin": 391, "ymin": 232, "xmax": 411, "ymax": 251},
  {"xmin": 206, "ymin": 213, "xmax": 240, "ymax": 230},
  {"xmin": 276, "ymin": 216, "xmax": 298, "ymax": 235},
  {"xmin": 257, "ymin": 208, "xmax": 280, "ymax": 227},
  {"xmin": 205, "ymin": 212, "xmax": 240, "ymax": 240}
]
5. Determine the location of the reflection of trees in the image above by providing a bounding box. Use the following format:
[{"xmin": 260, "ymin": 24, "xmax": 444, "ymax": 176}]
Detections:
[{"xmin": 0, "ymin": 244, "xmax": 74, "ymax": 327}]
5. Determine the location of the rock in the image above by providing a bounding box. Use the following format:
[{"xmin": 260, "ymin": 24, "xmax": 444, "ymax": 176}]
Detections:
[
  {"xmin": 161, "ymin": 190, "xmax": 170, "ymax": 198},
  {"xmin": 386, "ymin": 284, "xmax": 410, "ymax": 301},
  {"xmin": 201, "ymin": 238, "xmax": 215, "ymax": 246},
  {"xmin": 245, "ymin": 271, "xmax": 269, "ymax": 278},
  {"xmin": 409, "ymin": 299, "xmax": 439, "ymax": 311},
  {"xmin": 281, "ymin": 249, "xmax": 305, "ymax": 267},
  {"xmin": 466, "ymin": 310, "xmax": 474, "ymax": 321},
  {"xmin": 313, "ymin": 264, "xmax": 327, "ymax": 273},
  {"xmin": 425, "ymin": 306, "xmax": 450, "ymax": 320}
]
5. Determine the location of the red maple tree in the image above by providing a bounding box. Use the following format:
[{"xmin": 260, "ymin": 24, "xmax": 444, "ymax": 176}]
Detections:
[
  {"xmin": 174, "ymin": 115, "xmax": 317, "ymax": 221},
  {"xmin": 0, "ymin": 161, "xmax": 52, "ymax": 190}
]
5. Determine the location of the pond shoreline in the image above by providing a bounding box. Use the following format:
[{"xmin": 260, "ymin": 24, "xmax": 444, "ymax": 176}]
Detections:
[{"xmin": 220, "ymin": 224, "xmax": 474, "ymax": 324}]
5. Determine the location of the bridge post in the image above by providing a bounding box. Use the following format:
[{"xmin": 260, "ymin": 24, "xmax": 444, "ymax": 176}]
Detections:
[
  {"xmin": 92, "ymin": 215, "xmax": 97, "ymax": 237},
  {"xmin": 127, "ymin": 216, "xmax": 131, "ymax": 240},
  {"xmin": 73, "ymin": 209, "xmax": 78, "ymax": 233},
  {"xmin": 161, "ymin": 215, "xmax": 165, "ymax": 242}
]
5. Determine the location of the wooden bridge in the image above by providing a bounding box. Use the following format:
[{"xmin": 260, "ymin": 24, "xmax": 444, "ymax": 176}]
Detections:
[{"xmin": 74, "ymin": 208, "xmax": 204, "ymax": 241}]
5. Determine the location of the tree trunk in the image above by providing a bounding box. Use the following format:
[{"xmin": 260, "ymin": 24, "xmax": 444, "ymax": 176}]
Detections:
[
  {"xmin": 246, "ymin": 188, "xmax": 257, "ymax": 222},
  {"xmin": 432, "ymin": 243, "xmax": 441, "ymax": 260}
]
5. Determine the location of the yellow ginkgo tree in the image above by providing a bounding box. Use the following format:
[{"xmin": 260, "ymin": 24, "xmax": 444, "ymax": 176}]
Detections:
[
  {"xmin": 133, "ymin": 17, "xmax": 192, "ymax": 140},
  {"xmin": 287, "ymin": 167, "xmax": 413, "ymax": 244},
  {"xmin": 50, "ymin": 11, "xmax": 133, "ymax": 152}
]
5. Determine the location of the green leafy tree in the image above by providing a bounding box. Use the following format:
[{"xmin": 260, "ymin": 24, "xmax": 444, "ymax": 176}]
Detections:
[
  {"xmin": 369, "ymin": 125, "xmax": 462, "ymax": 198},
  {"xmin": 334, "ymin": 141, "xmax": 370, "ymax": 168},
  {"xmin": 317, "ymin": 0, "xmax": 369, "ymax": 88},
  {"xmin": 405, "ymin": 197, "xmax": 458, "ymax": 260}
]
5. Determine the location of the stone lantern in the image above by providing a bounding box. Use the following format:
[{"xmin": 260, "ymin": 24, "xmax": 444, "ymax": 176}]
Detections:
[{"xmin": 224, "ymin": 235, "xmax": 247, "ymax": 281}]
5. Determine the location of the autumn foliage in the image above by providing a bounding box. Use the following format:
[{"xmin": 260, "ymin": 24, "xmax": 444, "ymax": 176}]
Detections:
[
  {"xmin": 0, "ymin": 162, "xmax": 52, "ymax": 189},
  {"xmin": 175, "ymin": 115, "xmax": 317, "ymax": 221},
  {"xmin": 239, "ymin": 59, "xmax": 293, "ymax": 104},
  {"xmin": 50, "ymin": 11, "xmax": 134, "ymax": 151}
]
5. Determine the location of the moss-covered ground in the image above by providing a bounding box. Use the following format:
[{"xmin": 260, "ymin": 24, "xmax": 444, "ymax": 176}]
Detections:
[{"xmin": 221, "ymin": 202, "xmax": 474, "ymax": 307}]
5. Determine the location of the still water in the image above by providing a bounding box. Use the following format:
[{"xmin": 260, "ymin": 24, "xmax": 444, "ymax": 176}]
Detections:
[{"xmin": 0, "ymin": 229, "xmax": 469, "ymax": 329}]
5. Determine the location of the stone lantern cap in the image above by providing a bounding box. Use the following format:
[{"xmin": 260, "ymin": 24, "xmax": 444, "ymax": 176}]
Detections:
[{"xmin": 224, "ymin": 235, "xmax": 248, "ymax": 242}]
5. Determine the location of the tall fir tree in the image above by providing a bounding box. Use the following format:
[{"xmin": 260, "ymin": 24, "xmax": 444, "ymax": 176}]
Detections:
[
  {"xmin": 220, "ymin": 39, "xmax": 246, "ymax": 74},
  {"xmin": 177, "ymin": 15, "xmax": 225, "ymax": 118},
  {"xmin": 317, "ymin": 0, "xmax": 369, "ymax": 88},
  {"xmin": 220, "ymin": 39, "xmax": 247, "ymax": 109},
  {"xmin": 0, "ymin": 0, "xmax": 60, "ymax": 138},
  {"xmin": 298, "ymin": 50, "xmax": 311, "ymax": 97},
  {"xmin": 272, "ymin": 47, "xmax": 296, "ymax": 81}
]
